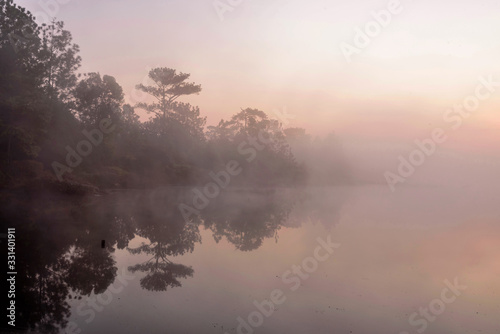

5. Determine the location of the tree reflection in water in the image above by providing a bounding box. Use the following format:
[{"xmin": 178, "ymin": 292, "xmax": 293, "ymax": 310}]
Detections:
[
  {"xmin": 0, "ymin": 186, "xmax": 346, "ymax": 332},
  {"xmin": 126, "ymin": 226, "xmax": 200, "ymax": 291}
]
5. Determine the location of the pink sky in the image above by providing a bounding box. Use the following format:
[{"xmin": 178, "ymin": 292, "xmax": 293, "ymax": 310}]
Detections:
[{"xmin": 16, "ymin": 0, "xmax": 500, "ymax": 154}]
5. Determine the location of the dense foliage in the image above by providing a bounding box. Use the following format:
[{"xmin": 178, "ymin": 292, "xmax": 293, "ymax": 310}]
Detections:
[{"xmin": 0, "ymin": 0, "xmax": 310, "ymax": 190}]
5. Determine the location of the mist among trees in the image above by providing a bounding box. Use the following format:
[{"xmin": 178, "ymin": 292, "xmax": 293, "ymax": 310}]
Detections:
[{"xmin": 0, "ymin": 0, "xmax": 349, "ymax": 193}]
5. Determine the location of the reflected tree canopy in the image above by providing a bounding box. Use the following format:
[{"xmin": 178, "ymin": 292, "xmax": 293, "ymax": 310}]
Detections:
[
  {"xmin": 0, "ymin": 185, "xmax": 345, "ymax": 332},
  {"xmin": 200, "ymin": 190, "xmax": 293, "ymax": 251}
]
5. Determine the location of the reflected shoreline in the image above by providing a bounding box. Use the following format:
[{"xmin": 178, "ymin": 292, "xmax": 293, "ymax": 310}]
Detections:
[{"xmin": 0, "ymin": 185, "xmax": 347, "ymax": 333}]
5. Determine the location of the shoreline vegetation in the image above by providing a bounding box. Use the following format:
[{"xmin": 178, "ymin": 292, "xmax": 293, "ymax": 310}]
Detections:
[{"xmin": 0, "ymin": 1, "xmax": 351, "ymax": 199}]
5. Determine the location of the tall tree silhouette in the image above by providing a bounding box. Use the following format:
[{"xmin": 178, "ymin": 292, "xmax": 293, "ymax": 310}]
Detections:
[
  {"xmin": 135, "ymin": 67, "xmax": 201, "ymax": 119},
  {"xmin": 38, "ymin": 20, "xmax": 81, "ymax": 103}
]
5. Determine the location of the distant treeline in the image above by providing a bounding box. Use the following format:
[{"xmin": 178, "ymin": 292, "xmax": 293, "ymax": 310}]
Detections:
[{"xmin": 0, "ymin": 0, "xmax": 349, "ymax": 191}]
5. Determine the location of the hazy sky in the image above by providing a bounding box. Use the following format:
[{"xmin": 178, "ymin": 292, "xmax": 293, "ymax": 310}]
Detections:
[{"xmin": 15, "ymin": 0, "xmax": 500, "ymax": 152}]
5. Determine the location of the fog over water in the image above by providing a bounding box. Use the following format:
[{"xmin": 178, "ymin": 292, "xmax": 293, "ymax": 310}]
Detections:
[
  {"xmin": 1, "ymin": 1, "xmax": 500, "ymax": 333},
  {"xmin": 3, "ymin": 186, "xmax": 500, "ymax": 333}
]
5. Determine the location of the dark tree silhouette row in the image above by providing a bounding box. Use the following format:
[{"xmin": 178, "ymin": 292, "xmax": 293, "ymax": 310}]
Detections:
[{"xmin": 0, "ymin": 1, "xmax": 310, "ymax": 191}]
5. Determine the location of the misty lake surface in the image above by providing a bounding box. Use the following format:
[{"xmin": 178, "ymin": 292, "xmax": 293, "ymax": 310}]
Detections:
[{"xmin": 10, "ymin": 185, "xmax": 500, "ymax": 334}]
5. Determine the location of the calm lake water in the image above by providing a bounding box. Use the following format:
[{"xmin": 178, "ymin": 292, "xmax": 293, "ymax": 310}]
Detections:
[{"xmin": 6, "ymin": 185, "xmax": 500, "ymax": 334}]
